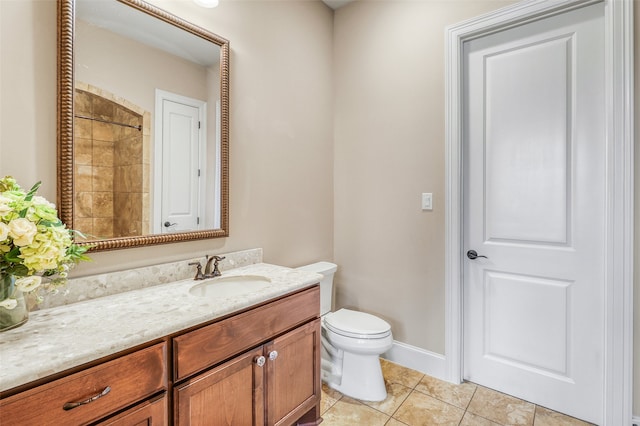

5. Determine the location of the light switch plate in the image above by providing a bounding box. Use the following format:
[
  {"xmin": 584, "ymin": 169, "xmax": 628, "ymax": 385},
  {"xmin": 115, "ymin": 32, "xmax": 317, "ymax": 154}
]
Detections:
[{"xmin": 422, "ymin": 193, "xmax": 433, "ymax": 210}]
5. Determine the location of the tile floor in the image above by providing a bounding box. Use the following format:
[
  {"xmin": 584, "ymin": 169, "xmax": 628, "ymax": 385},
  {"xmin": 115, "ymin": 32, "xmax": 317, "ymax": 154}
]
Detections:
[{"xmin": 320, "ymin": 359, "xmax": 594, "ymax": 426}]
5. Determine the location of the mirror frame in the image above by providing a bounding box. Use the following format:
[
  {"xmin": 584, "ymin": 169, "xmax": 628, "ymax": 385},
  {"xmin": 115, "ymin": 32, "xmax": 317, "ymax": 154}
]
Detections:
[{"xmin": 57, "ymin": 0, "xmax": 230, "ymax": 252}]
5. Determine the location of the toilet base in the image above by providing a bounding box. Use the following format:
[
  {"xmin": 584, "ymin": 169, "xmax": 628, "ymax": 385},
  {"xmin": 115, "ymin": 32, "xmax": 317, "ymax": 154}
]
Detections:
[{"xmin": 325, "ymin": 351, "xmax": 387, "ymax": 402}]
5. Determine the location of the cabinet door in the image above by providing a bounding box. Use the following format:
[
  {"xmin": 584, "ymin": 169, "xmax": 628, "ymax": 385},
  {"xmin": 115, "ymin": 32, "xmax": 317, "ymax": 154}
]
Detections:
[
  {"xmin": 174, "ymin": 348, "xmax": 265, "ymax": 426},
  {"xmin": 265, "ymin": 319, "xmax": 321, "ymax": 426},
  {"xmin": 98, "ymin": 394, "xmax": 168, "ymax": 426}
]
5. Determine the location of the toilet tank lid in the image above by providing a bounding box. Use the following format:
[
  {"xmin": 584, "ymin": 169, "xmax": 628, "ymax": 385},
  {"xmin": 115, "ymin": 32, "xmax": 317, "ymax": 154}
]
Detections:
[
  {"xmin": 324, "ymin": 308, "xmax": 391, "ymax": 336},
  {"xmin": 296, "ymin": 261, "xmax": 337, "ymax": 275}
]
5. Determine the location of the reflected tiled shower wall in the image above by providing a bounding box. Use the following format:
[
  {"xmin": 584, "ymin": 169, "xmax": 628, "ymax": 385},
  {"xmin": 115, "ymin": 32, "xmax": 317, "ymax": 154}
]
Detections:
[{"xmin": 73, "ymin": 87, "xmax": 150, "ymax": 240}]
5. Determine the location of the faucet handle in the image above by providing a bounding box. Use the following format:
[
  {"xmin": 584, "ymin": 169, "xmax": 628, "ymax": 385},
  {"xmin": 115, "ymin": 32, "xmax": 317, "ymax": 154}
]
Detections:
[
  {"xmin": 188, "ymin": 261, "xmax": 205, "ymax": 280},
  {"xmin": 210, "ymin": 255, "xmax": 225, "ymax": 277}
]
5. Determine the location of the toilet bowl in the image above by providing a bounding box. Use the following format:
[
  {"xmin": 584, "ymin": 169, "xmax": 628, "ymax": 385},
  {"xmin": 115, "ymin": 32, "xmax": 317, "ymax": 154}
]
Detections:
[{"xmin": 296, "ymin": 262, "xmax": 393, "ymax": 402}]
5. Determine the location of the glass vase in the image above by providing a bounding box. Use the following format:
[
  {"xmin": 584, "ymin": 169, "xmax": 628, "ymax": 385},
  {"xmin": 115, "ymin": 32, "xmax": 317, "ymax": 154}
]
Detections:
[{"xmin": 0, "ymin": 275, "xmax": 29, "ymax": 332}]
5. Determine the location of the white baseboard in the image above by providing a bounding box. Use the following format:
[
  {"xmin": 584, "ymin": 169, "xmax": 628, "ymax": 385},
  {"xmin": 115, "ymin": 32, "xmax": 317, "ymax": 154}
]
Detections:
[{"xmin": 381, "ymin": 340, "xmax": 448, "ymax": 382}]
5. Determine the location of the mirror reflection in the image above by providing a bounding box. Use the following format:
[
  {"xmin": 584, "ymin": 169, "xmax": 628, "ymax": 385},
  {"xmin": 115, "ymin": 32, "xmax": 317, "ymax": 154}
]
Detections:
[{"xmin": 58, "ymin": 0, "xmax": 229, "ymax": 251}]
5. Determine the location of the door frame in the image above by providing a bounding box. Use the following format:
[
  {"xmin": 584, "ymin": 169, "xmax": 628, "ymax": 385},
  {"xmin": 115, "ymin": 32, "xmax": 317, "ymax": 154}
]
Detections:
[{"xmin": 444, "ymin": 0, "xmax": 634, "ymax": 424}]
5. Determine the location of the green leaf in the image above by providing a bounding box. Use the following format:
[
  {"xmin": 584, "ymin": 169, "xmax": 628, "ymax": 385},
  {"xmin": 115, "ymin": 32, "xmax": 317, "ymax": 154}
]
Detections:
[
  {"xmin": 6, "ymin": 264, "xmax": 28, "ymax": 277},
  {"xmin": 24, "ymin": 181, "xmax": 41, "ymax": 202},
  {"xmin": 39, "ymin": 219, "xmax": 63, "ymax": 227},
  {"xmin": 4, "ymin": 246, "xmax": 22, "ymax": 263}
]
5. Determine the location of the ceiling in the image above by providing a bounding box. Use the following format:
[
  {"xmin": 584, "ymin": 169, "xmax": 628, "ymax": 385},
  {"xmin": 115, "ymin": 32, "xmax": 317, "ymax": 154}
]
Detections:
[{"xmin": 322, "ymin": 0, "xmax": 353, "ymax": 10}]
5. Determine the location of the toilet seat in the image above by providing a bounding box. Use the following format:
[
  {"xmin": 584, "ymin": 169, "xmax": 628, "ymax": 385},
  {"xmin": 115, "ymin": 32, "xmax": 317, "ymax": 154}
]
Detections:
[{"xmin": 323, "ymin": 308, "xmax": 391, "ymax": 339}]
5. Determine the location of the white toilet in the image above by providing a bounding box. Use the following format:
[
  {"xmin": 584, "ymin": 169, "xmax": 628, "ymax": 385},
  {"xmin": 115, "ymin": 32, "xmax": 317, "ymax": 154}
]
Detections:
[{"xmin": 297, "ymin": 262, "xmax": 393, "ymax": 402}]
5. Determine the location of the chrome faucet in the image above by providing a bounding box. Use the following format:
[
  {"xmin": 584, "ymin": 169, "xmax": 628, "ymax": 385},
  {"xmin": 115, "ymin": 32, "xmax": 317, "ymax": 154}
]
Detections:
[
  {"xmin": 188, "ymin": 262, "xmax": 205, "ymax": 280},
  {"xmin": 204, "ymin": 255, "xmax": 225, "ymax": 278},
  {"xmin": 188, "ymin": 255, "xmax": 225, "ymax": 280}
]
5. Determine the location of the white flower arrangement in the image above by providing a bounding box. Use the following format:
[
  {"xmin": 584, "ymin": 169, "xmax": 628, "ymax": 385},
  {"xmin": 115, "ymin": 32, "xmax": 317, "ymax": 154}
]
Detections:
[{"xmin": 0, "ymin": 176, "xmax": 90, "ymax": 310}]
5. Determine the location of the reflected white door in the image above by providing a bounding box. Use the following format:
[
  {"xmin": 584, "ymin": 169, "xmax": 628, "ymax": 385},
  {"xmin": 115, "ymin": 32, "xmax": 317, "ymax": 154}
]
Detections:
[
  {"xmin": 463, "ymin": 4, "xmax": 605, "ymax": 423},
  {"xmin": 160, "ymin": 98, "xmax": 201, "ymax": 233}
]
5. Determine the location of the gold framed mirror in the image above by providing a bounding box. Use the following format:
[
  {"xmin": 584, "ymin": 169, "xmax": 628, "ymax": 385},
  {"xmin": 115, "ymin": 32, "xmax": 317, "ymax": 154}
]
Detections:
[{"xmin": 58, "ymin": 0, "xmax": 229, "ymax": 252}]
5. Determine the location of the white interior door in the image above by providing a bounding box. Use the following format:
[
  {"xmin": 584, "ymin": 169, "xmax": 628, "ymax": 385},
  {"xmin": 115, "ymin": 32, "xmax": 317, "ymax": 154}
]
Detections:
[
  {"xmin": 463, "ymin": 4, "xmax": 605, "ymax": 423},
  {"xmin": 160, "ymin": 98, "xmax": 202, "ymax": 233}
]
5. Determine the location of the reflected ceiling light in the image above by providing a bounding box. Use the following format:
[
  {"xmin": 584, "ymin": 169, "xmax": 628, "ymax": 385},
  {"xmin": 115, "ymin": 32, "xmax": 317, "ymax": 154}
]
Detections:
[{"xmin": 193, "ymin": 0, "xmax": 219, "ymax": 8}]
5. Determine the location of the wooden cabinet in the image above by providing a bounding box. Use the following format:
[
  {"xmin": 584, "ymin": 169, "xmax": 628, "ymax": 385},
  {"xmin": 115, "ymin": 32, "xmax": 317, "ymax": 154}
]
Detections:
[
  {"xmin": 174, "ymin": 348, "xmax": 265, "ymax": 425},
  {"xmin": 0, "ymin": 285, "xmax": 320, "ymax": 426},
  {"xmin": 174, "ymin": 287, "xmax": 321, "ymax": 426},
  {"xmin": 0, "ymin": 343, "xmax": 167, "ymax": 426},
  {"xmin": 265, "ymin": 320, "xmax": 320, "ymax": 426},
  {"xmin": 174, "ymin": 319, "xmax": 320, "ymax": 426}
]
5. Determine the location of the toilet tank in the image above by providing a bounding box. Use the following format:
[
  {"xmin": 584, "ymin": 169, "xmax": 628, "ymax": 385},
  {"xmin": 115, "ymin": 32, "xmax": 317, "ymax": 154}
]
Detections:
[{"xmin": 296, "ymin": 261, "xmax": 337, "ymax": 316}]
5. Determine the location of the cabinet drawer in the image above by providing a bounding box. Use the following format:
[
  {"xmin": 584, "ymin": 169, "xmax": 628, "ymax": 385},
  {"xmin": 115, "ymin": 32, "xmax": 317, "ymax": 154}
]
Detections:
[
  {"xmin": 174, "ymin": 285, "xmax": 319, "ymax": 381},
  {"xmin": 98, "ymin": 393, "xmax": 168, "ymax": 425},
  {"xmin": 0, "ymin": 342, "xmax": 167, "ymax": 426}
]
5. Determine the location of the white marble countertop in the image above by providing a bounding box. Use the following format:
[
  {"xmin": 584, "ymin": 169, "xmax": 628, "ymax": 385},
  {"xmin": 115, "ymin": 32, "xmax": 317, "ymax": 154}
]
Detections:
[{"xmin": 0, "ymin": 263, "xmax": 322, "ymax": 393}]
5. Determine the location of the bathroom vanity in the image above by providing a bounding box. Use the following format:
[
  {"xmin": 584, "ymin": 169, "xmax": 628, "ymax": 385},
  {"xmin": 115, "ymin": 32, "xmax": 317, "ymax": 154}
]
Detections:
[{"xmin": 0, "ymin": 261, "xmax": 322, "ymax": 426}]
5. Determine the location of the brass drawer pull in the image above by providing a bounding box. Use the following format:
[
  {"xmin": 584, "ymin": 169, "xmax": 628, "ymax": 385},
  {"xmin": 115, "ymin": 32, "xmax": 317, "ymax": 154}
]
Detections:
[{"xmin": 63, "ymin": 386, "xmax": 111, "ymax": 411}]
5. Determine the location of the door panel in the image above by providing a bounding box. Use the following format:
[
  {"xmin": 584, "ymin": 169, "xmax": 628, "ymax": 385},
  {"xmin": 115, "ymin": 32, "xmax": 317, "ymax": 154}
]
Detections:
[
  {"xmin": 463, "ymin": 3, "xmax": 604, "ymax": 423},
  {"xmin": 483, "ymin": 271, "xmax": 571, "ymax": 376},
  {"xmin": 485, "ymin": 36, "xmax": 570, "ymax": 244}
]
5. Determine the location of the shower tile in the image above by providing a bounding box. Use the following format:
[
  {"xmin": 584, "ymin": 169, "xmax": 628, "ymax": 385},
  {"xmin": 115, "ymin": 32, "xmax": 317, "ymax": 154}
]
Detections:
[
  {"xmin": 74, "ymin": 138, "xmax": 93, "ymax": 165},
  {"xmin": 380, "ymin": 359, "xmax": 424, "ymax": 388},
  {"xmin": 74, "ymin": 192, "xmax": 92, "ymax": 218},
  {"xmin": 321, "ymin": 397, "xmax": 389, "ymax": 426},
  {"xmin": 73, "ymin": 218, "xmax": 93, "ymax": 238},
  {"xmin": 363, "ymin": 381, "xmax": 412, "ymax": 415},
  {"xmin": 92, "ymin": 192, "xmax": 113, "ymax": 218},
  {"xmin": 93, "ymin": 140, "xmax": 114, "ymax": 167},
  {"xmin": 92, "ymin": 121, "xmax": 114, "ymax": 142},
  {"xmin": 143, "ymin": 112, "xmax": 151, "ymax": 135},
  {"xmin": 116, "ymin": 135, "xmax": 143, "ymax": 165},
  {"xmin": 393, "ymin": 390, "xmax": 465, "ymax": 426},
  {"xmin": 414, "ymin": 375, "xmax": 477, "ymax": 409},
  {"xmin": 75, "ymin": 90, "xmax": 92, "ymax": 115},
  {"xmin": 467, "ymin": 386, "xmax": 535, "ymax": 425},
  {"xmin": 113, "ymin": 167, "xmax": 125, "ymax": 192},
  {"xmin": 92, "ymin": 218, "xmax": 113, "ymax": 239},
  {"xmin": 93, "ymin": 97, "xmax": 115, "ymax": 121},
  {"xmin": 75, "ymin": 165, "xmax": 93, "ymax": 191},
  {"xmin": 141, "ymin": 193, "xmax": 150, "ymax": 222},
  {"xmin": 142, "ymin": 134, "xmax": 151, "ymax": 164},
  {"xmin": 533, "ymin": 406, "xmax": 595, "ymax": 426},
  {"xmin": 75, "ymin": 119, "xmax": 92, "ymax": 139},
  {"xmin": 92, "ymin": 166, "xmax": 113, "ymax": 192},
  {"xmin": 142, "ymin": 164, "xmax": 150, "ymax": 193},
  {"xmin": 130, "ymin": 194, "xmax": 143, "ymax": 218}
]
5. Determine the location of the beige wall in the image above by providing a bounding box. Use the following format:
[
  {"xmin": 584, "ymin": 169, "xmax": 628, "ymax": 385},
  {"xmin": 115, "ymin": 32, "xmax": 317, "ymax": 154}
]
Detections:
[
  {"xmin": 0, "ymin": 0, "xmax": 637, "ymax": 416},
  {"xmin": 333, "ymin": 0, "xmax": 515, "ymax": 353}
]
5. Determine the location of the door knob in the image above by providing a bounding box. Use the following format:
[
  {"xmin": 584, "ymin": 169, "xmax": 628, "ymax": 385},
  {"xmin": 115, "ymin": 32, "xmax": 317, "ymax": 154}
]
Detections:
[
  {"xmin": 164, "ymin": 221, "xmax": 176, "ymax": 227},
  {"xmin": 255, "ymin": 356, "xmax": 266, "ymax": 367},
  {"xmin": 467, "ymin": 250, "xmax": 488, "ymax": 260},
  {"xmin": 268, "ymin": 350, "xmax": 278, "ymax": 361}
]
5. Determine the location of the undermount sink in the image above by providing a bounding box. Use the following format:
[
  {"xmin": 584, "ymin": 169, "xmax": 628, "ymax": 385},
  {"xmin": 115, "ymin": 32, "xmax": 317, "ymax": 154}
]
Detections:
[{"xmin": 189, "ymin": 275, "xmax": 272, "ymax": 298}]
